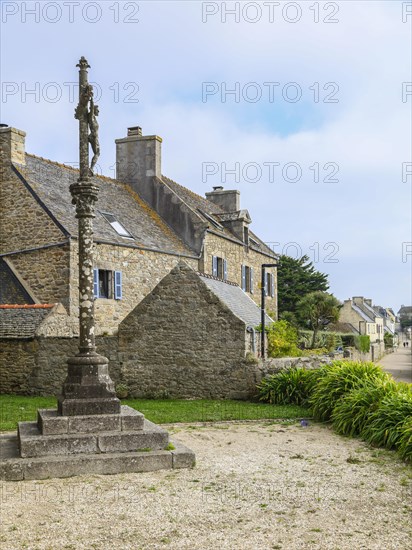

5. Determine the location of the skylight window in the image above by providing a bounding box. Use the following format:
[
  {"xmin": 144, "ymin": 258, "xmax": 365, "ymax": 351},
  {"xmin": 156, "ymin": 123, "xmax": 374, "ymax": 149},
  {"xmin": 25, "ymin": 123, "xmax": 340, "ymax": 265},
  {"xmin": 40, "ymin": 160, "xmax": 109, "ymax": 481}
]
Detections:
[{"xmin": 101, "ymin": 212, "xmax": 133, "ymax": 239}]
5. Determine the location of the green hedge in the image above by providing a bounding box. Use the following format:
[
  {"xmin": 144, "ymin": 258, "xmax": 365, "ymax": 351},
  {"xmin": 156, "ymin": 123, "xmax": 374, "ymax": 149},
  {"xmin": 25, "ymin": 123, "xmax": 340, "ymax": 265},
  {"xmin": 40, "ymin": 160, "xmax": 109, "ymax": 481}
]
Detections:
[{"xmin": 258, "ymin": 360, "xmax": 412, "ymax": 462}]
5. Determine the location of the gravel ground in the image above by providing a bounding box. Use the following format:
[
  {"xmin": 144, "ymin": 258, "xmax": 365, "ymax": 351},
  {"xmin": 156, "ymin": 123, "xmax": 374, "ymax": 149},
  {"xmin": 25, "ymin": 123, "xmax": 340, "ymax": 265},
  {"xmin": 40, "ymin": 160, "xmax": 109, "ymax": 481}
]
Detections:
[{"xmin": 0, "ymin": 421, "xmax": 411, "ymax": 550}]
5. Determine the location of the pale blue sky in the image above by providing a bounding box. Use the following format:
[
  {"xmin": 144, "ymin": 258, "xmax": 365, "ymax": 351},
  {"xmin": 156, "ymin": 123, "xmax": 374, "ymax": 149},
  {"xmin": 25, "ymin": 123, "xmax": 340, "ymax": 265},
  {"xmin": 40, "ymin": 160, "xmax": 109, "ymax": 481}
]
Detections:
[{"xmin": 1, "ymin": 0, "xmax": 411, "ymax": 312}]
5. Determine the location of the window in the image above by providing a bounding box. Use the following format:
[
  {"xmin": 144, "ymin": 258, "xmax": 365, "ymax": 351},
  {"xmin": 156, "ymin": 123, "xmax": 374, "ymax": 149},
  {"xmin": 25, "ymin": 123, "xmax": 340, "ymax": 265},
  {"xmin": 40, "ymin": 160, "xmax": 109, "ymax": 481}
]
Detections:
[
  {"xmin": 100, "ymin": 212, "xmax": 133, "ymax": 239},
  {"xmin": 265, "ymin": 272, "xmax": 275, "ymax": 298},
  {"xmin": 241, "ymin": 265, "xmax": 254, "ymax": 293},
  {"xmin": 93, "ymin": 269, "xmax": 122, "ymax": 300},
  {"xmin": 212, "ymin": 256, "xmax": 228, "ymax": 280}
]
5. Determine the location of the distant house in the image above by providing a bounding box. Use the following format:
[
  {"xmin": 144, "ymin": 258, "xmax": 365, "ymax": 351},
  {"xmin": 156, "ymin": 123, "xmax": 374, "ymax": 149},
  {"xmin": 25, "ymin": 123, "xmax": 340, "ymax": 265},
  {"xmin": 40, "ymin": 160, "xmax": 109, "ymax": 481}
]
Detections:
[
  {"xmin": 398, "ymin": 305, "xmax": 412, "ymax": 329},
  {"xmin": 0, "ymin": 125, "xmax": 278, "ymax": 337},
  {"xmin": 373, "ymin": 306, "xmax": 396, "ymax": 336},
  {"xmin": 339, "ymin": 297, "xmax": 384, "ymax": 343}
]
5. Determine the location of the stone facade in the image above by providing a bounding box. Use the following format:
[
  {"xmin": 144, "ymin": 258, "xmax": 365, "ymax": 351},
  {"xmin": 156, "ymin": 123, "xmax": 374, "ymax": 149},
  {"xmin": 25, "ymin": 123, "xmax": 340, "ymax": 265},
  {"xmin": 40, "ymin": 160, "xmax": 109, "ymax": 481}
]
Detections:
[
  {"xmin": 202, "ymin": 232, "xmax": 277, "ymax": 314},
  {"xmin": 339, "ymin": 297, "xmax": 384, "ymax": 343}
]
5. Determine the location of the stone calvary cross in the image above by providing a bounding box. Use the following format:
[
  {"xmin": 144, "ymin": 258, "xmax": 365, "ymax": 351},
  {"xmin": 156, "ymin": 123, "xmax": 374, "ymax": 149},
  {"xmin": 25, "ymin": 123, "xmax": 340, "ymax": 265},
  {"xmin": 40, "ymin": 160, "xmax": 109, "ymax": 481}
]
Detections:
[
  {"xmin": 57, "ymin": 56, "xmax": 120, "ymax": 417},
  {"xmin": 0, "ymin": 58, "xmax": 195, "ymax": 480}
]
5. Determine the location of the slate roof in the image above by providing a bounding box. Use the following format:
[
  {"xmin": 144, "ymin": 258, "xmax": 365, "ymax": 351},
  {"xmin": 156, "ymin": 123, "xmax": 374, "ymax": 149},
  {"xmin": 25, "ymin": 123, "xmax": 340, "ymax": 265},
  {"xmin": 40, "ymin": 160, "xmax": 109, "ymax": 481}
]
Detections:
[
  {"xmin": 14, "ymin": 155, "xmax": 194, "ymax": 256},
  {"xmin": 199, "ymin": 274, "xmax": 273, "ymax": 327},
  {"xmin": 0, "ymin": 305, "xmax": 53, "ymax": 339},
  {"xmin": 163, "ymin": 176, "xmax": 276, "ymax": 258},
  {"xmin": 0, "ymin": 259, "xmax": 34, "ymax": 305},
  {"xmin": 352, "ymin": 304, "xmax": 374, "ymax": 322}
]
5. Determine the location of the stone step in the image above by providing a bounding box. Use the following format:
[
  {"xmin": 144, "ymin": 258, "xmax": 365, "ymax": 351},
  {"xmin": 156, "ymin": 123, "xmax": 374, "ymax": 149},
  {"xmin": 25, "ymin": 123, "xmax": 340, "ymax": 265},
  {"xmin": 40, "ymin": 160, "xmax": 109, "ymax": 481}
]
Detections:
[
  {"xmin": 38, "ymin": 405, "xmax": 144, "ymax": 435},
  {"xmin": 18, "ymin": 419, "xmax": 169, "ymax": 459},
  {"xmin": 0, "ymin": 434, "xmax": 195, "ymax": 481}
]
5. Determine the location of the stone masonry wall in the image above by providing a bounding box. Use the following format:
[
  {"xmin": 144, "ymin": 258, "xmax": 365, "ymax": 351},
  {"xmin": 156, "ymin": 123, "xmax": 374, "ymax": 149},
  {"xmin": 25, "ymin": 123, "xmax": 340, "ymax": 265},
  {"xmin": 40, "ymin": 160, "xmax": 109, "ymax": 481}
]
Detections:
[
  {"xmin": 203, "ymin": 232, "xmax": 278, "ymax": 317},
  {"xmin": 69, "ymin": 242, "xmax": 199, "ymax": 335},
  {"xmin": 8, "ymin": 245, "xmax": 71, "ymax": 311},
  {"xmin": 118, "ymin": 264, "xmax": 255, "ymax": 399},
  {"xmin": 0, "ymin": 336, "xmax": 119, "ymax": 396},
  {"xmin": 0, "ymin": 167, "xmax": 66, "ymax": 254}
]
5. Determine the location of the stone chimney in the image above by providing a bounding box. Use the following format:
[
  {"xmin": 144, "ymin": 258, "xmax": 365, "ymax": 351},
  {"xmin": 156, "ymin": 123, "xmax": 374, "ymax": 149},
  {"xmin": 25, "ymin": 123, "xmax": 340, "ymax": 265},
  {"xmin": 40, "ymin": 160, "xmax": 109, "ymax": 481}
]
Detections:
[
  {"xmin": 205, "ymin": 186, "xmax": 240, "ymax": 212},
  {"xmin": 115, "ymin": 126, "xmax": 162, "ymax": 189},
  {"xmin": 364, "ymin": 299, "xmax": 372, "ymax": 307},
  {"xmin": 0, "ymin": 125, "xmax": 26, "ymax": 166}
]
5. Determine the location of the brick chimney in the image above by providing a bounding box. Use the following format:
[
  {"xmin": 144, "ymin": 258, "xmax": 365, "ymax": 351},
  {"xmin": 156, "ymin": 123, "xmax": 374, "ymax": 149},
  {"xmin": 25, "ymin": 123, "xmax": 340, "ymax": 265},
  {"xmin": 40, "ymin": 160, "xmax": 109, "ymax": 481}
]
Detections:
[
  {"xmin": 205, "ymin": 186, "xmax": 240, "ymax": 212},
  {"xmin": 0, "ymin": 125, "xmax": 26, "ymax": 166},
  {"xmin": 115, "ymin": 126, "xmax": 162, "ymax": 189}
]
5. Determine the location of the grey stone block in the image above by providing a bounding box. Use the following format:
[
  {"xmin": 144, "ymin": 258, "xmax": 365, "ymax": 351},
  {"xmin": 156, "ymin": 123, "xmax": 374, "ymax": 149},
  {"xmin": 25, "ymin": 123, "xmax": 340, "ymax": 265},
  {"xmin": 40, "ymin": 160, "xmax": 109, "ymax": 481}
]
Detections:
[
  {"xmin": 98, "ymin": 430, "xmax": 168, "ymax": 453},
  {"xmin": 68, "ymin": 414, "xmax": 121, "ymax": 434},
  {"xmin": 58, "ymin": 397, "xmax": 121, "ymax": 416},
  {"xmin": 120, "ymin": 405, "xmax": 144, "ymax": 431},
  {"xmin": 18, "ymin": 422, "xmax": 98, "ymax": 458},
  {"xmin": 38, "ymin": 409, "xmax": 68, "ymax": 435},
  {"xmin": 23, "ymin": 450, "xmax": 174, "ymax": 480},
  {"xmin": 171, "ymin": 440, "xmax": 196, "ymax": 469}
]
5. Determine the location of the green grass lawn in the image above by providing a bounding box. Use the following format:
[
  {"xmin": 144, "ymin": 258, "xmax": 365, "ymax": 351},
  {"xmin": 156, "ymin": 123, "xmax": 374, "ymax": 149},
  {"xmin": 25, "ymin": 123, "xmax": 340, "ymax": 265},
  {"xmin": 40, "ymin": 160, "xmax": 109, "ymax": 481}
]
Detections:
[{"xmin": 0, "ymin": 395, "xmax": 309, "ymax": 431}]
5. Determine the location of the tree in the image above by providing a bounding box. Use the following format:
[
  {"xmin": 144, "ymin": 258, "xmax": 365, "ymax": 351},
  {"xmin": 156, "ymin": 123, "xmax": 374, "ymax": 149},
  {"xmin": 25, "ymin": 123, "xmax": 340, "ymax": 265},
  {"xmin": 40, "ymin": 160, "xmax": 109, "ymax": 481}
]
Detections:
[
  {"xmin": 277, "ymin": 255, "xmax": 329, "ymax": 319},
  {"xmin": 296, "ymin": 291, "xmax": 341, "ymax": 348}
]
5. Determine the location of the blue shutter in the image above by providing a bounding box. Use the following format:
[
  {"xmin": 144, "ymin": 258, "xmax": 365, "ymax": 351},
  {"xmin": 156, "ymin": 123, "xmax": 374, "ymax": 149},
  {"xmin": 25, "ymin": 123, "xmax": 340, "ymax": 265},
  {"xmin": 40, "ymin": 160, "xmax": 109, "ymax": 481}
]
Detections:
[
  {"xmin": 250, "ymin": 267, "xmax": 254, "ymax": 294},
  {"xmin": 270, "ymin": 273, "xmax": 275, "ymax": 297},
  {"xmin": 114, "ymin": 271, "xmax": 122, "ymax": 300},
  {"xmin": 212, "ymin": 256, "xmax": 218, "ymax": 277},
  {"xmin": 241, "ymin": 265, "xmax": 246, "ymax": 290},
  {"xmin": 93, "ymin": 269, "xmax": 99, "ymax": 298},
  {"xmin": 223, "ymin": 259, "xmax": 228, "ymax": 281},
  {"xmin": 264, "ymin": 273, "xmax": 268, "ymax": 296}
]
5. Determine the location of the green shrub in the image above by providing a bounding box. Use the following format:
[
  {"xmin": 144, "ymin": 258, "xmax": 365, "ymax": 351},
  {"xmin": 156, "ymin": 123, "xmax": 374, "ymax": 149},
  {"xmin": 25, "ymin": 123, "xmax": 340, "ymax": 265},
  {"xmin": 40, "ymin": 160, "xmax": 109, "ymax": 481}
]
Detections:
[
  {"xmin": 341, "ymin": 334, "xmax": 356, "ymax": 347},
  {"xmin": 258, "ymin": 367, "xmax": 325, "ymax": 406},
  {"xmin": 361, "ymin": 387, "xmax": 412, "ymax": 450},
  {"xmin": 309, "ymin": 361, "xmax": 390, "ymax": 421},
  {"xmin": 384, "ymin": 332, "xmax": 394, "ymax": 349},
  {"xmin": 355, "ymin": 335, "xmax": 371, "ymax": 353},
  {"xmin": 267, "ymin": 320, "xmax": 302, "ymax": 358},
  {"xmin": 331, "ymin": 379, "xmax": 399, "ymax": 437},
  {"xmin": 397, "ymin": 417, "xmax": 412, "ymax": 461}
]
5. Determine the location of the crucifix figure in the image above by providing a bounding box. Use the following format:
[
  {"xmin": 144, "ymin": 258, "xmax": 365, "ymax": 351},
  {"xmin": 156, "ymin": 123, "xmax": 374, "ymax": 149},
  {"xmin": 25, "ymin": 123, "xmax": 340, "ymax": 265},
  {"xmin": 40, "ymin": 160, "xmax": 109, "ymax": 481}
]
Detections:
[{"xmin": 88, "ymin": 95, "xmax": 100, "ymax": 175}]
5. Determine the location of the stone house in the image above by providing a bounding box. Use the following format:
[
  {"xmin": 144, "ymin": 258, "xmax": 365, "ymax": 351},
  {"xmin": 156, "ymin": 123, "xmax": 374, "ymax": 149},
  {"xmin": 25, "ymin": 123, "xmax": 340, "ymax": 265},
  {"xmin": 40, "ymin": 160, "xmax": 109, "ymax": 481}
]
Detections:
[
  {"xmin": 339, "ymin": 297, "xmax": 384, "ymax": 343},
  {"xmin": 0, "ymin": 125, "xmax": 278, "ymax": 338}
]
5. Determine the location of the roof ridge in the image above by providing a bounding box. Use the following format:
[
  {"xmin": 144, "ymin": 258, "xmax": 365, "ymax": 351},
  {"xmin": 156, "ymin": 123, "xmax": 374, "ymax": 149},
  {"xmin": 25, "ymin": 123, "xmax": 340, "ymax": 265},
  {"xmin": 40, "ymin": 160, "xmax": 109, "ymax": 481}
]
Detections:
[{"xmin": 25, "ymin": 153, "xmax": 121, "ymax": 184}]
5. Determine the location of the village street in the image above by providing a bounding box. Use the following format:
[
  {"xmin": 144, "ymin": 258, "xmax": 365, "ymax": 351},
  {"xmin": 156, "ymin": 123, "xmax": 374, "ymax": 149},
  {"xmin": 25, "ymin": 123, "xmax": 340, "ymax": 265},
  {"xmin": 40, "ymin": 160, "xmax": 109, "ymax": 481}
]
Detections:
[{"xmin": 380, "ymin": 341, "xmax": 412, "ymax": 384}]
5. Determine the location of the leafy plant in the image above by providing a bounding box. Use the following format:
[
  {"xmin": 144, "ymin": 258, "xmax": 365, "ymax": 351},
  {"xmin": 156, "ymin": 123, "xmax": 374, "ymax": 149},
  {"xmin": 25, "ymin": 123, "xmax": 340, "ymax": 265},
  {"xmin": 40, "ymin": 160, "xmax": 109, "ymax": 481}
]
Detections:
[
  {"xmin": 266, "ymin": 320, "xmax": 302, "ymax": 358},
  {"xmin": 398, "ymin": 417, "xmax": 412, "ymax": 461},
  {"xmin": 296, "ymin": 291, "xmax": 341, "ymax": 348},
  {"xmin": 361, "ymin": 387, "xmax": 412, "ymax": 450},
  {"xmin": 355, "ymin": 335, "xmax": 370, "ymax": 353},
  {"xmin": 258, "ymin": 367, "xmax": 325, "ymax": 406},
  {"xmin": 309, "ymin": 361, "xmax": 390, "ymax": 421},
  {"xmin": 331, "ymin": 379, "xmax": 399, "ymax": 437}
]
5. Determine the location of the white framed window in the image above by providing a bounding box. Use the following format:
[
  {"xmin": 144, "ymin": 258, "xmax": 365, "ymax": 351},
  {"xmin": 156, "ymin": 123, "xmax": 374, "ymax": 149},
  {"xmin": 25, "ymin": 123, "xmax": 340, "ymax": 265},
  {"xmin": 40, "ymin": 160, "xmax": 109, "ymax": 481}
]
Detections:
[
  {"xmin": 93, "ymin": 269, "xmax": 122, "ymax": 300},
  {"xmin": 212, "ymin": 256, "xmax": 228, "ymax": 280},
  {"xmin": 241, "ymin": 265, "xmax": 254, "ymax": 293}
]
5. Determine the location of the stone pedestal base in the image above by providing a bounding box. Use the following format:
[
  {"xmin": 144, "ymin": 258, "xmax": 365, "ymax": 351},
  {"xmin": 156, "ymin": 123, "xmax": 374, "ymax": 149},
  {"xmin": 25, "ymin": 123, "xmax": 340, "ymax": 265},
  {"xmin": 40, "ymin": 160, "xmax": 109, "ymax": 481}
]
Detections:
[
  {"xmin": 0, "ymin": 406, "xmax": 195, "ymax": 481},
  {"xmin": 58, "ymin": 353, "xmax": 121, "ymax": 416}
]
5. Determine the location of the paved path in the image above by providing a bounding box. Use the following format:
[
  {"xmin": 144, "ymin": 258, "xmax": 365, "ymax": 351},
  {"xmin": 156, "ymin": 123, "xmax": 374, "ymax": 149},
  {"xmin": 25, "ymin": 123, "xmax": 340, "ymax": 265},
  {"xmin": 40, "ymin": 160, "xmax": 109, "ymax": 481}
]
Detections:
[{"xmin": 379, "ymin": 343, "xmax": 412, "ymax": 384}]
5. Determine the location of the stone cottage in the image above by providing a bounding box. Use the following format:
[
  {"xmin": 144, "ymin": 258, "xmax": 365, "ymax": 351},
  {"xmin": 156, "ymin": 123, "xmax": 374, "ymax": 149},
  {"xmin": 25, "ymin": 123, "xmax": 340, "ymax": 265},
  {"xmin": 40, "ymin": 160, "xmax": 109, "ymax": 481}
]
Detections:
[
  {"xmin": 0, "ymin": 124, "xmax": 278, "ymax": 396},
  {"xmin": 0, "ymin": 125, "xmax": 277, "ymax": 337},
  {"xmin": 339, "ymin": 297, "xmax": 384, "ymax": 343}
]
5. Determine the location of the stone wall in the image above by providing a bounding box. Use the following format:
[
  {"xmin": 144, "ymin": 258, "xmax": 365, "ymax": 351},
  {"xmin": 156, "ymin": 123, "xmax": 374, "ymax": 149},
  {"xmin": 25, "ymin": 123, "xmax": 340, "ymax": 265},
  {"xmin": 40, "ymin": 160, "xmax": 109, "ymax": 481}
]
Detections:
[
  {"xmin": 0, "ymin": 336, "xmax": 119, "ymax": 396},
  {"xmin": 118, "ymin": 264, "xmax": 254, "ymax": 399},
  {"xmin": 7, "ymin": 245, "xmax": 71, "ymax": 311},
  {"xmin": 0, "ymin": 166, "xmax": 66, "ymax": 254},
  {"xmin": 202, "ymin": 232, "xmax": 277, "ymax": 316}
]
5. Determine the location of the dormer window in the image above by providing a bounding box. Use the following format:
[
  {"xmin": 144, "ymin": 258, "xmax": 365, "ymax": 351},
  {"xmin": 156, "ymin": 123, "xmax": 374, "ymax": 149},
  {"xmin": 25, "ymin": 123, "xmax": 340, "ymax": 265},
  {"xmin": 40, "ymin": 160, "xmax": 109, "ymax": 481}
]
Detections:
[{"xmin": 101, "ymin": 212, "xmax": 133, "ymax": 239}]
